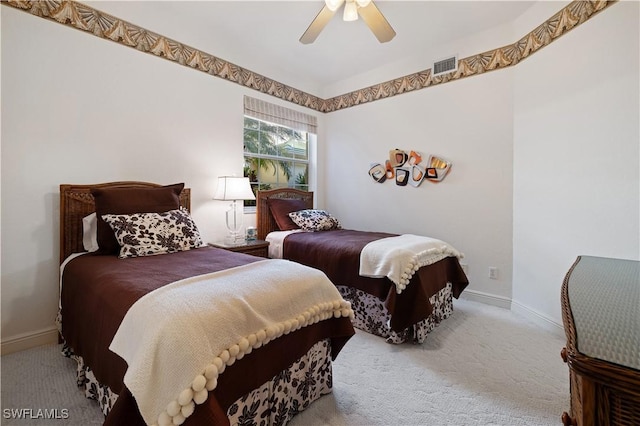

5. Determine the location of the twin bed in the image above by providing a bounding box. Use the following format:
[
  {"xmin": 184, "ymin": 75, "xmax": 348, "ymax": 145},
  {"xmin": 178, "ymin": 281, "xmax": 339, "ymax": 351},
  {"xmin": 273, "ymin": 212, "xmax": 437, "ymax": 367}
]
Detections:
[
  {"xmin": 58, "ymin": 182, "xmax": 355, "ymax": 426},
  {"xmin": 256, "ymin": 188, "xmax": 469, "ymax": 344},
  {"xmin": 58, "ymin": 182, "xmax": 468, "ymax": 425}
]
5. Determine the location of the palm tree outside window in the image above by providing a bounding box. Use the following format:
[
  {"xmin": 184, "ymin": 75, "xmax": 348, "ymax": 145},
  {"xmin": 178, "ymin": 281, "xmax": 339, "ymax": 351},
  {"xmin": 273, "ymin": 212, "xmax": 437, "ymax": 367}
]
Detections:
[{"xmin": 243, "ymin": 97, "xmax": 316, "ymax": 208}]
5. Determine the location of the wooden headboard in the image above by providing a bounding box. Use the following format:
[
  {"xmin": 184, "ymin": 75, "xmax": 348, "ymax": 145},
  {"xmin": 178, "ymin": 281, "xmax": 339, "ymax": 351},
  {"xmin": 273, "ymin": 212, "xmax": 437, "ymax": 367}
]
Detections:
[
  {"xmin": 59, "ymin": 182, "xmax": 191, "ymax": 263},
  {"xmin": 256, "ymin": 188, "xmax": 313, "ymax": 240}
]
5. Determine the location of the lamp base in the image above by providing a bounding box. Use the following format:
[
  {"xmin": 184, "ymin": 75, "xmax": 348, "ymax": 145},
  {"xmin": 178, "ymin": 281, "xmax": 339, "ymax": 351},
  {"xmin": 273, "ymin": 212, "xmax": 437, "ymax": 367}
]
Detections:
[
  {"xmin": 223, "ymin": 200, "xmax": 245, "ymax": 245},
  {"xmin": 224, "ymin": 233, "xmax": 245, "ymax": 245}
]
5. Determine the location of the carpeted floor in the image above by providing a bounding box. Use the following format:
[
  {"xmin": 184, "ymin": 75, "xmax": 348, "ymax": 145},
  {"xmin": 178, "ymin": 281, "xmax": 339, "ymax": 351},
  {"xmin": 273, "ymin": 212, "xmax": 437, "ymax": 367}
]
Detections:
[{"xmin": 1, "ymin": 298, "xmax": 569, "ymax": 425}]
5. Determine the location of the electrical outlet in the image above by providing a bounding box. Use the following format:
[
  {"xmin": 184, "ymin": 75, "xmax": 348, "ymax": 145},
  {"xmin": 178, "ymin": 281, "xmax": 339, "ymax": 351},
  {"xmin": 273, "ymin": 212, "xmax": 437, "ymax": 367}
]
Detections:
[{"xmin": 489, "ymin": 267, "xmax": 498, "ymax": 280}]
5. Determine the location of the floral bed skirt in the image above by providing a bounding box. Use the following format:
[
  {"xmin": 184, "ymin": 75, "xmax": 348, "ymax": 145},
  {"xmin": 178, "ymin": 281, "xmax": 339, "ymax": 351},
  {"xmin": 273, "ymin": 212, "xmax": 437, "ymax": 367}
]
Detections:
[
  {"xmin": 337, "ymin": 282, "xmax": 453, "ymax": 344},
  {"xmin": 62, "ymin": 339, "xmax": 333, "ymax": 426}
]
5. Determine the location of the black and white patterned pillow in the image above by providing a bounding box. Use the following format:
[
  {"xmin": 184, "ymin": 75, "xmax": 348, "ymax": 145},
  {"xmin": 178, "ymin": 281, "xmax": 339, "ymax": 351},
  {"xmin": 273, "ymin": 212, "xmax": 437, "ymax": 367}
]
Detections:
[
  {"xmin": 288, "ymin": 209, "xmax": 342, "ymax": 232},
  {"xmin": 102, "ymin": 207, "xmax": 204, "ymax": 259}
]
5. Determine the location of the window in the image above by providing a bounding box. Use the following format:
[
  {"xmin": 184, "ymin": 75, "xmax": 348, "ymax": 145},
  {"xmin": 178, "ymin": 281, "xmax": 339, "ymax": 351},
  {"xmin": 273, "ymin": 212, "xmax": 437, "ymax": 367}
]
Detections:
[{"xmin": 243, "ymin": 96, "xmax": 317, "ymax": 207}]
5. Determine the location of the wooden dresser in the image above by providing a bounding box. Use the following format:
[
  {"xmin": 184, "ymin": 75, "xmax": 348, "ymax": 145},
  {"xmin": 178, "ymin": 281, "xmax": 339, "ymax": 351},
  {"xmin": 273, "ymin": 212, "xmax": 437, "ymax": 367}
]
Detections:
[{"xmin": 561, "ymin": 255, "xmax": 640, "ymax": 426}]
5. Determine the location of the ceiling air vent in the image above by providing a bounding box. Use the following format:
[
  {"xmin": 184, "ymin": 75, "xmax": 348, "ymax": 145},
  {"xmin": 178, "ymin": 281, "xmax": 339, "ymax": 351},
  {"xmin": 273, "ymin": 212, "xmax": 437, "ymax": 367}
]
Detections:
[{"xmin": 432, "ymin": 56, "xmax": 458, "ymax": 77}]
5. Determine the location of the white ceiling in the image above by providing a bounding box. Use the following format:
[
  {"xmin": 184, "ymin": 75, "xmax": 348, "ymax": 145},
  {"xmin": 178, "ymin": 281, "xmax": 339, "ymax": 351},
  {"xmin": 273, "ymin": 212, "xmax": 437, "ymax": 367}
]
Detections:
[{"xmin": 89, "ymin": 1, "xmax": 536, "ymax": 95}]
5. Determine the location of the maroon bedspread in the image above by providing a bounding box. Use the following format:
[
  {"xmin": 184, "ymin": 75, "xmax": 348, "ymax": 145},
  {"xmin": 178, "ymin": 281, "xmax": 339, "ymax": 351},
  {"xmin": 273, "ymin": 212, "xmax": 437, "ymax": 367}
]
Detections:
[
  {"xmin": 282, "ymin": 230, "xmax": 469, "ymax": 332},
  {"xmin": 61, "ymin": 246, "xmax": 354, "ymax": 425}
]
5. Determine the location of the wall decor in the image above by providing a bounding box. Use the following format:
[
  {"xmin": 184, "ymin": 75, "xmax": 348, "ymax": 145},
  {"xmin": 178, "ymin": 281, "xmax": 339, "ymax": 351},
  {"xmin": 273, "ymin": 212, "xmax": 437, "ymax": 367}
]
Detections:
[
  {"xmin": 384, "ymin": 160, "xmax": 395, "ymax": 179},
  {"xmin": 368, "ymin": 149, "xmax": 452, "ymax": 187},
  {"xmin": 368, "ymin": 163, "xmax": 387, "ymax": 183},
  {"xmin": 426, "ymin": 155, "xmax": 452, "ymax": 182},
  {"xmin": 409, "ymin": 165, "xmax": 426, "ymax": 187},
  {"xmin": 408, "ymin": 151, "xmax": 422, "ymax": 166},
  {"xmin": 3, "ymin": 0, "xmax": 616, "ymax": 114},
  {"xmin": 389, "ymin": 149, "xmax": 408, "ymax": 167},
  {"xmin": 395, "ymin": 167, "xmax": 410, "ymax": 186}
]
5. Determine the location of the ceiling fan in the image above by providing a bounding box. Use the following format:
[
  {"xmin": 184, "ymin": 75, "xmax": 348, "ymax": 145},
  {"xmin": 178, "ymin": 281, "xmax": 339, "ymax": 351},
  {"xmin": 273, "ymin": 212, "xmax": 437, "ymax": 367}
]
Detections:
[{"xmin": 300, "ymin": 0, "xmax": 396, "ymax": 44}]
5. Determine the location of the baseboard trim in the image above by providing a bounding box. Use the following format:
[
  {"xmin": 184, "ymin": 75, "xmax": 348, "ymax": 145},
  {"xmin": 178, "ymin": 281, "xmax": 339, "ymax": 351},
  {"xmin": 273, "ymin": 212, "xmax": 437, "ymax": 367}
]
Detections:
[
  {"xmin": 511, "ymin": 300, "xmax": 564, "ymax": 338},
  {"xmin": 460, "ymin": 289, "xmax": 512, "ymax": 310},
  {"xmin": 1, "ymin": 326, "xmax": 59, "ymax": 355},
  {"xmin": 460, "ymin": 291, "xmax": 565, "ymax": 337}
]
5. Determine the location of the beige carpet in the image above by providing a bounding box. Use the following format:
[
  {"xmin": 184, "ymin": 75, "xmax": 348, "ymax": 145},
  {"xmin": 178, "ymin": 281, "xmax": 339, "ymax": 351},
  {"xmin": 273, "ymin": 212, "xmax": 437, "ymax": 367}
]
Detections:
[{"xmin": 1, "ymin": 298, "xmax": 569, "ymax": 425}]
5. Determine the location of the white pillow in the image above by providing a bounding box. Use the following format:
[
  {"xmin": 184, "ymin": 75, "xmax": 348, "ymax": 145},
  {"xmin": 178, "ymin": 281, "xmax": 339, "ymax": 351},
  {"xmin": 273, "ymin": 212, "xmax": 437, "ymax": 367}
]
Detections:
[{"xmin": 82, "ymin": 212, "xmax": 99, "ymax": 253}]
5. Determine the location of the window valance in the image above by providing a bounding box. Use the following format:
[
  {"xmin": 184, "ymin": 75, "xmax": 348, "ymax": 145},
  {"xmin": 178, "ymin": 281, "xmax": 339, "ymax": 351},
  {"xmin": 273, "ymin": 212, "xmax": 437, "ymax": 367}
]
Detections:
[{"xmin": 244, "ymin": 96, "xmax": 317, "ymax": 134}]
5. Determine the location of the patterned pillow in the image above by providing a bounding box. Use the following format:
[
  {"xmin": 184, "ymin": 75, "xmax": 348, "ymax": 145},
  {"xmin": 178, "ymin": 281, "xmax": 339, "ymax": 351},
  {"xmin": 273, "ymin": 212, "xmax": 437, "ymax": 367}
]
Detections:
[
  {"xmin": 91, "ymin": 183, "xmax": 184, "ymax": 255},
  {"xmin": 288, "ymin": 209, "xmax": 342, "ymax": 232},
  {"xmin": 102, "ymin": 207, "xmax": 204, "ymax": 259}
]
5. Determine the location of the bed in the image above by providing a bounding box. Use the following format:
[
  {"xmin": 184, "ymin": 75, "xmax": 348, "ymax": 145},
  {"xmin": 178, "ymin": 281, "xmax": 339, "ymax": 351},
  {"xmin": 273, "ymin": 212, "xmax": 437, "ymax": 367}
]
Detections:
[
  {"xmin": 256, "ymin": 188, "xmax": 469, "ymax": 344},
  {"xmin": 57, "ymin": 181, "xmax": 355, "ymax": 426}
]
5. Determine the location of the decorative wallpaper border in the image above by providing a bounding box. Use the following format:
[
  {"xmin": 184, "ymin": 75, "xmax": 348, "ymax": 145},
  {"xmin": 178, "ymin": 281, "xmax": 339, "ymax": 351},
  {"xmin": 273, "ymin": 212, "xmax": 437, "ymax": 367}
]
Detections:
[
  {"xmin": 4, "ymin": 0, "xmax": 616, "ymax": 113},
  {"xmin": 322, "ymin": 0, "xmax": 615, "ymax": 112}
]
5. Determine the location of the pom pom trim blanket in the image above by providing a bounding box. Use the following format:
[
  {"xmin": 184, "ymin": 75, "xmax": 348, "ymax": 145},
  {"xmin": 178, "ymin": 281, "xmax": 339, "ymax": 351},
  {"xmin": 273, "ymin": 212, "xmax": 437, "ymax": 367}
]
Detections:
[
  {"xmin": 359, "ymin": 234, "xmax": 463, "ymax": 293},
  {"xmin": 109, "ymin": 259, "xmax": 353, "ymax": 426}
]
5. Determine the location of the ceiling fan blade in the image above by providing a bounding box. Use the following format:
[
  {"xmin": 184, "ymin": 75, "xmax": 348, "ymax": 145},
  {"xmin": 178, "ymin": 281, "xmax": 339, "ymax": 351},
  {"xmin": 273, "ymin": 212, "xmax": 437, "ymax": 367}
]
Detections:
[
  {"xmin": 358, "ymin": 1, "xmax": 396, "ymax": 43},
  {"xmin": 300, "ymin": 5, "xmax": 336, "ymax": 44}
]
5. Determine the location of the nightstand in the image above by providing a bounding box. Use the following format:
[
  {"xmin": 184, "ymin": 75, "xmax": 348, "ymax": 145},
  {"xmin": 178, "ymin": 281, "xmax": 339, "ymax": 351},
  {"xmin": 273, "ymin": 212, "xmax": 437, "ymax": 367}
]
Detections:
[{"xmin": 209, "ymin": 240, "xmax": 270, "ymax": 258}]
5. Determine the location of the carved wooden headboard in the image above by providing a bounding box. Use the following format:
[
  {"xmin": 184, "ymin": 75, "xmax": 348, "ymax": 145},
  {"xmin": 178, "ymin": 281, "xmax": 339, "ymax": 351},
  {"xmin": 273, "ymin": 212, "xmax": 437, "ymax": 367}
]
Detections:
[
  {"xmin": 256, "ymin": 188, "xmax": 313, "ymax": 240},
  {"xmin": 59, "ymin": 182, "xmax": 191, "ymax": 263}
]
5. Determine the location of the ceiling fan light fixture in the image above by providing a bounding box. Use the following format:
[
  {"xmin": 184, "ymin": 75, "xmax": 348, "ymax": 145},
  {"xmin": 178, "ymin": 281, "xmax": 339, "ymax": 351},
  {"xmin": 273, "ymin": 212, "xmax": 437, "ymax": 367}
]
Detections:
[
  {"xmin": 343, "ymin": 0, "xmax": 358, "ymax": 21},
  {"xmin": 325, "ymin": 0, "xmax": 344, "ymax": 12},
  {"xmin": 300, "ymin": 0, "xmax": 395, "ymax": 44}
]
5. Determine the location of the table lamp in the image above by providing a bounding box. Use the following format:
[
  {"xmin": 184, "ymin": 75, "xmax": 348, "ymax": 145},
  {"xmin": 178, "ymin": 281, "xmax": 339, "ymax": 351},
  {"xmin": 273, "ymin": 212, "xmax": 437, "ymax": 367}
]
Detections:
[{"xmin": 213, "ymin": 176, "xmax": 256, "ymax": 244}]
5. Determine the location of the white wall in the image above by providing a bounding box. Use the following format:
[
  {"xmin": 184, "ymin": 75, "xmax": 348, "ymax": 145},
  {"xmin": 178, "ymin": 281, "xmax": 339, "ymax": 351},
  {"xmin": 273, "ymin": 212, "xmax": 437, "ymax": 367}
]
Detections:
[
  {"xmin": 320, "ymin": 4, "xmax": 524, "ymax": 304},
  {"xmin": 88, "ymin": 1, "xmax": 323, "ymax": 96},
  {"xmin": 512, "ymin": 1, "xmax": 640, "ymax": 328},
  {"xmin": 0, "ymin": 7, "xmax": 321, "ymax": 352},
  {"xmin": 321, "ymin": 1, "xmax": 640, "ymax": 333},
  {"xmin": 322, "ymin": 68, "xmax": 515, "ymax": 304},
  {"xmin": 2, "ymin": 1, "xmax": 637, "ymax": 352},
  {"xmin": 322, "ymin": 7, "xmax": 523, "ymax": 99}
]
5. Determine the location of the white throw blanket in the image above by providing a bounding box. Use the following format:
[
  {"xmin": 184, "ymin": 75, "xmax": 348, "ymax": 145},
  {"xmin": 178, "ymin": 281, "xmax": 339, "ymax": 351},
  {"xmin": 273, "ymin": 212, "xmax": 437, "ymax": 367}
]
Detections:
[
  {"xmin": 109, "ymin": 259, "xmax": 353, "ymax": 426},
  {"xmin": 359, "ymin": 234, "xmax": 463, "ymax": 294},
  {"xmin": 265, "ymin": 229, "xmax": 303, "ymax": 259}
]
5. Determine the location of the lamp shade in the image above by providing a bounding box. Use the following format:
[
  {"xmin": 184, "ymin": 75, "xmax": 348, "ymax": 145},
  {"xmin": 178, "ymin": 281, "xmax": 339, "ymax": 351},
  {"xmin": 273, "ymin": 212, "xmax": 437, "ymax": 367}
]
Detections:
[{"xmin": 213, "ymin": 176, "xmax": 256, "ymax": 201}]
